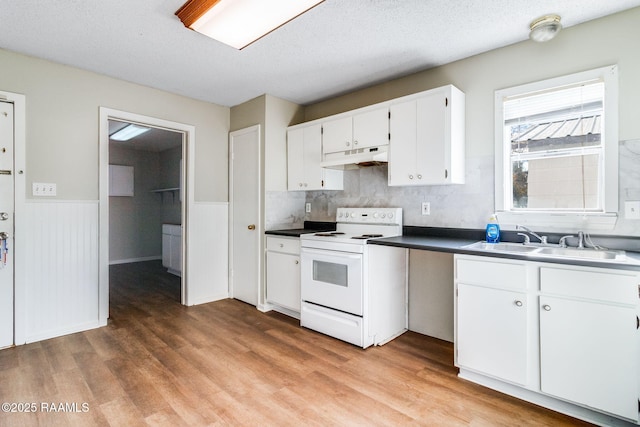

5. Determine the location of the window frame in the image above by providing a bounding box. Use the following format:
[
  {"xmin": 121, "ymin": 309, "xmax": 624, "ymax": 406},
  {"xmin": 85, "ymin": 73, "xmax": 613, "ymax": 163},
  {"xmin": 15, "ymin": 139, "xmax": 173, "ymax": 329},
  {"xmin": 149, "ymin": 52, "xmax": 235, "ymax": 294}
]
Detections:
[{"xmin": 494, "ymin": 65, "xmax": 619, "ymax": 230}]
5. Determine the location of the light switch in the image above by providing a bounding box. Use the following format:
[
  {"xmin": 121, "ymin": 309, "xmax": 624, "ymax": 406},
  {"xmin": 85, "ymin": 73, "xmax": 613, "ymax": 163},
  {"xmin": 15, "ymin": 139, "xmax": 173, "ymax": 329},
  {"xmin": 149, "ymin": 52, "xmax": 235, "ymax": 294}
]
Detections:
[
  {"xmin": 32, "ymin": 182, "xmax": 57, "ymax": 196},
  {"xmin": 624, "ymin": 201, "xmax": 640, "ymax": 220}
]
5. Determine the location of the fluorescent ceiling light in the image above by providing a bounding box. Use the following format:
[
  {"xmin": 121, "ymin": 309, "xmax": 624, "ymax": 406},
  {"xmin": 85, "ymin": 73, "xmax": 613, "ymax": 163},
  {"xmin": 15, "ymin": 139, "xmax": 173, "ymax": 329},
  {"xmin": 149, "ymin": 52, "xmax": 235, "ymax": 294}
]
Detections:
[
  {"xmin": 110, "ymin": 124, "xmax": 151, "ymax": 141},
  {"xmin": 176, "ymin": 0, "xmax": 324, "ymax": 49}
]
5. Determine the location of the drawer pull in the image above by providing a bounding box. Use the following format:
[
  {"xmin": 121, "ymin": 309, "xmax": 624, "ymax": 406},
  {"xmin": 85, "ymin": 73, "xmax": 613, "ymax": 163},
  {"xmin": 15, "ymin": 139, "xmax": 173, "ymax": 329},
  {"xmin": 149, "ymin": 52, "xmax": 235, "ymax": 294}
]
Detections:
[
  {"xmin": 542, "ymin": 304, "xmax": 551, "ymax": 312},
  {"xmin": 514, "ymin": 300, "xmax": 523, "ymax": 307}
]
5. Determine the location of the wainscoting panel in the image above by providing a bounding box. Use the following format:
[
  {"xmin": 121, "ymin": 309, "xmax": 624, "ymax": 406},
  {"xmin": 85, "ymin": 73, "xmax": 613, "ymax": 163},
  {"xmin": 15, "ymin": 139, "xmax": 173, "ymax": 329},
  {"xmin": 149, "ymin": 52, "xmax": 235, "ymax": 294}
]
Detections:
[
  {"xmin": 23, "ymin": 201, "xmax": 100, "ymax": 343},
  {"xmin": 186, "ymin": 202, "xmax": 229, "ymax": 305}
]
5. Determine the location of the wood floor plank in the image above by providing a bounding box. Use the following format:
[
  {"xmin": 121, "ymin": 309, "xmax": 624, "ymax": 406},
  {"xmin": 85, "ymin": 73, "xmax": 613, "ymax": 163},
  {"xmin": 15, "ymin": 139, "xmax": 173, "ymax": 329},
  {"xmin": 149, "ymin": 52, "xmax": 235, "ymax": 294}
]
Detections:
[{"xmin": 0, "ymin": 260, "xmax": 596, "ymax": 426}]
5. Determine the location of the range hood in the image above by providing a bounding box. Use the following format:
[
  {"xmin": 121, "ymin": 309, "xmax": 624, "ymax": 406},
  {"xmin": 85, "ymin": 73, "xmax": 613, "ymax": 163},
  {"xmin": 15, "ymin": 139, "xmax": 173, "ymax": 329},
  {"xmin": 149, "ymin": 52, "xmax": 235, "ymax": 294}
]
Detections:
[{"xmin": 320, "ymin": 145, "xmax": 388, "ymax": 170}]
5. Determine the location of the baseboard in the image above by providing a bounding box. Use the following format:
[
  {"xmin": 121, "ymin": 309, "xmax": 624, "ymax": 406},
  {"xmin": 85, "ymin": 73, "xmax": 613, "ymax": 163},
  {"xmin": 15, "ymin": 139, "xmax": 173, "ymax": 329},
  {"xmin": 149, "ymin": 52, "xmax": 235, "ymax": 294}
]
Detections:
[{"xmin": 109, "ymin": 256, "xmax": 162, "ymax": 265}]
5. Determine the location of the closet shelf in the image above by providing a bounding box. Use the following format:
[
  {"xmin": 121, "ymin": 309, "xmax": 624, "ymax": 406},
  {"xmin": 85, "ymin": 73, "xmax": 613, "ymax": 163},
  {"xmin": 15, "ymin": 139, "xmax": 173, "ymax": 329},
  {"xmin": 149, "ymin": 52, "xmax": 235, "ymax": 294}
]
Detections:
[{"xmin": 151, "ymin": 187, "xmax": 180, "ymax": 203}]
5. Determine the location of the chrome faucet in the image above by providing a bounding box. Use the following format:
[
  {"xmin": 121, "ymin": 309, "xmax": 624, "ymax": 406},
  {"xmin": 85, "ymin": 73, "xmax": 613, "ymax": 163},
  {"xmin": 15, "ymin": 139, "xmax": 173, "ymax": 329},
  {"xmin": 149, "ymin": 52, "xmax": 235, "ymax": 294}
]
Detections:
[
  {"xmin": 558, "ymin": 235, "xmax": 574, "ymax": 248},
  {"xmin": 516, "ymin": 224, "xmax": 548, "ymax": 244},
  {"xmin": 577, "ymin": 231, "xmax": 585, "ymax": 249}
]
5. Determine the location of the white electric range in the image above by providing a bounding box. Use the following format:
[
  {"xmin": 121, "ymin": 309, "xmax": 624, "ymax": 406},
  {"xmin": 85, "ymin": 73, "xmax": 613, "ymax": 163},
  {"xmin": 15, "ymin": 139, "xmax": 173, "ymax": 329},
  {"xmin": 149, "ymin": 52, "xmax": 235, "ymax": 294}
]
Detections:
[{"xmin": 300, "ymin": 207, "xmax": 407, "ymax": 348}]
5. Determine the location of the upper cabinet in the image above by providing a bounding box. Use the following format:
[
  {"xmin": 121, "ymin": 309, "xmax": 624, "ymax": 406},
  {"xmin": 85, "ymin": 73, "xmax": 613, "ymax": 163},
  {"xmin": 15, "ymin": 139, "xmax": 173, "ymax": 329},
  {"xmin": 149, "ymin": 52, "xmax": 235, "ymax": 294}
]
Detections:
[
  {"xmin": 287, "ymin": 124, "xmax": 343, "ymax": 191},
  {"xmin": 388, "ymin": 85, "xmax": 465, "ymax": 186},
  {"xmin": 322, "ymin": 107, "xmax": 389, "ymax": 154}
]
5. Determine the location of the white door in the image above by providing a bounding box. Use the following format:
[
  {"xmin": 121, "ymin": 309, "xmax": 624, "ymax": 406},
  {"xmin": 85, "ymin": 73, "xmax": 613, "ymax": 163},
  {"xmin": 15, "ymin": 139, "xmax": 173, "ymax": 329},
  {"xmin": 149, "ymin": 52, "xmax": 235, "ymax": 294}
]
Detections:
[
  {"xmin": 230, "ymin": 126, "xmax": 260, "ymax": 306},
  {"xmin": 0, "ymin": 101, "xmax": 14, "ymax": 348}
]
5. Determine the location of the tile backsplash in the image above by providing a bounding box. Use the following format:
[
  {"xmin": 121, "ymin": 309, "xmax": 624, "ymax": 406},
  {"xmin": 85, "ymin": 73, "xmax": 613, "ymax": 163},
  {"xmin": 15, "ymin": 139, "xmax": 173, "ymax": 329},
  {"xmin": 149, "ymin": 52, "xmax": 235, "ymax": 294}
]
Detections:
[{"xmin": 266, "ymin": 141, "xmax": 640, "ymax": 237}]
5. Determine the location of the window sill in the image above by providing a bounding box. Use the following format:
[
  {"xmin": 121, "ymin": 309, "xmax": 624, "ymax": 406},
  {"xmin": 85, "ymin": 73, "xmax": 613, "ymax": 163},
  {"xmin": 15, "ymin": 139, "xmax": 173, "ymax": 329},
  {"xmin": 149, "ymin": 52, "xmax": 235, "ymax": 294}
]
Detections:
[{"xmin": 495, "ymin": 211, "xmax": 617, "ymax": 232}]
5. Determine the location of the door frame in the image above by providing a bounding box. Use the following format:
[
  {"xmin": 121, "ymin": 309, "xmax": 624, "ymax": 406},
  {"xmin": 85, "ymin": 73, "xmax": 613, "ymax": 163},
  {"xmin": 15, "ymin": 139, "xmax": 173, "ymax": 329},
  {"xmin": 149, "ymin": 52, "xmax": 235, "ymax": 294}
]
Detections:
[
  {"xmin": 99, "ymin": 108, "xmax": 195, "ymax": 322},
  {"xmin": 228, "ymin": 125, "xmax": 261, "ymax": 304},
  {"xmin": 0, "ymin": 90, "xmax": 25, "ymax": 345}
]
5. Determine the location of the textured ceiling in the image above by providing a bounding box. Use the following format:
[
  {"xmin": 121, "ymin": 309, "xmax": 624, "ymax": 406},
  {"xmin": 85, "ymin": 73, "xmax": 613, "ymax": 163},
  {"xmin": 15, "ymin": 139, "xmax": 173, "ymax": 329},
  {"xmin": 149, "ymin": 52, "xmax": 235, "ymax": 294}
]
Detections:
[{"xmin": 1, "ymin": 0, "xmax": 639, "ymax": 107}]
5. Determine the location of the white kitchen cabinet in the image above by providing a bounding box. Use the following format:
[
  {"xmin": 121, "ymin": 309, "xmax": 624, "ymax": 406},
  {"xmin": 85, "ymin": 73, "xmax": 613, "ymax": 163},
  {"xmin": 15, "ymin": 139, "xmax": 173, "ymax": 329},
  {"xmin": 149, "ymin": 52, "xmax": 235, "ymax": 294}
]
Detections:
[
  {"xmin": 388, "ymin": 85, "xmax": 465, "ymax": 186},
  {"xmin": 287, "ymin": 124, "xmax": 342, "ymax": 191},
  {"xmin": 455, "ymin": 254, "xmax": 640, "ymax": 425},
  {"xmin": 539, "ymin": 266, "xmax": 640, "ymax": 422},
  {"xmin": 109, "ymin": 164, "xmax": 134, "ymax": 196},
  {"xmin": 322, "ymin": 107, "xmax": 389, "ymax": 154},
  {"xmin": 162, "ymin": 224, "xmax": 181, "ymax": 276},
  {"xmin": 455, "ymin": 257, "xmax": 532, "ymax": 386},
  {"xmin": 266, "ymin": 236, "xmax": 301, "ymax": 313}
]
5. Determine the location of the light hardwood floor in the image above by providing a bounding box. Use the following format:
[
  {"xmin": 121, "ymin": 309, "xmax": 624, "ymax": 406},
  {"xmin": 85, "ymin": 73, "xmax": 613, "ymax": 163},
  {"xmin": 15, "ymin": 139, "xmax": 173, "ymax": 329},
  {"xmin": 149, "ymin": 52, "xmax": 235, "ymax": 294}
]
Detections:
[{"xmin": 0, "ymin": 261, "xmax": 591, "ymax": 426}]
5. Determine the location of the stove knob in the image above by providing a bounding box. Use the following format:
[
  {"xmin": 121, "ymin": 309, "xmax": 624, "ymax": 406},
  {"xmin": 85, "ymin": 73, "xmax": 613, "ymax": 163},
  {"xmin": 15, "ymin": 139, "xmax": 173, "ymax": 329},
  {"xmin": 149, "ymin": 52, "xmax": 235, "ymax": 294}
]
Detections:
[
  {"xmin": 350, "ymin": 212, "xmax": 356, "ymax": 218},
  {"xmin": 338, "ymin": 212, "xmax": 343, "ymax": 218},
  {"xmin": 388, "ymin": 213, "xmax": 394, "ymax": 219},
  {"xmin": 381, "ymin": 213, "xmax": 386, "ymax": 218},
  {"xmin": 372, "ymin": 212, "xmax": 378, "ymax": 218}
]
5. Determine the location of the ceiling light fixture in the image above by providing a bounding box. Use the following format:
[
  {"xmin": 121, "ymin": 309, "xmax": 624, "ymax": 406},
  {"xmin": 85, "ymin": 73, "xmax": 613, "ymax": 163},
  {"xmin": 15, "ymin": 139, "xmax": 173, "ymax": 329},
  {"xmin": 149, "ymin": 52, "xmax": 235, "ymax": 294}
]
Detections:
[
  {"xmin": 110, "ymin": 124, "xmax": 151, "ymax": 141},
  {"xmin": 175, "ymin": 0, "xmax": 324, "ymax": 49},
  {"xmin": 529, "ymin": 14, "xmax": 562, "ymax": 42}
]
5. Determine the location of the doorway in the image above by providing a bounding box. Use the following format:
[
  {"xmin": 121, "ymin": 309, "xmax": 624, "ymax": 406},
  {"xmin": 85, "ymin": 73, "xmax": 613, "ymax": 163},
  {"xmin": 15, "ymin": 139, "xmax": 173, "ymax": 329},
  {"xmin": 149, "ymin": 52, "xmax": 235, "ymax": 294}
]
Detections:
[
  {"xmin": 108, "ymin": 119, "xmax": 183, "ymax": 301},
  {"xmin": 99, "ymin": 108, "xmax": 195, "ymax": 322}
]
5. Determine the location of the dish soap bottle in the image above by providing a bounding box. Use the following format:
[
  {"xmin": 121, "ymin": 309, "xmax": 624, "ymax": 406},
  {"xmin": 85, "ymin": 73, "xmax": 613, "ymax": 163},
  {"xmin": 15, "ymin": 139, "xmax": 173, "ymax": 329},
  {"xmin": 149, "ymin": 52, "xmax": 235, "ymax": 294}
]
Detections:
[{"xmin": 486, "ymin": 214, "xmax": 500, "ymax": 243}]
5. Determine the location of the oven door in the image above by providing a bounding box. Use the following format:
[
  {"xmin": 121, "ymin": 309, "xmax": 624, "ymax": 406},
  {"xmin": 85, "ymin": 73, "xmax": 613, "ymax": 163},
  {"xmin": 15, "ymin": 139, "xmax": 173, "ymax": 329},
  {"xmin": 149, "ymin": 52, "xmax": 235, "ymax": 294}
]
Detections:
[{"xmin": 300, "ymin": 247, "xmax": 363, "ymax": 316}]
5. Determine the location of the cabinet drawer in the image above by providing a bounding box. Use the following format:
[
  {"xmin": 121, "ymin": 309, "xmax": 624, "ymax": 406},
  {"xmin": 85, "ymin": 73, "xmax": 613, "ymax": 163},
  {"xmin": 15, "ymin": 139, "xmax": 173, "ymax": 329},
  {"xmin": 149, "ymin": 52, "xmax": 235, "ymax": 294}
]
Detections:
[
  {"xmin": 266, "ymin": 236, "xmax": 300, "ymax": 254},
  {"xmin": 540, "ymin": 267, "xmax": 639, "ymax": 304},
  {"xmin": 456, "ymin": 257, "xmax": 527, "ymax": 290}
]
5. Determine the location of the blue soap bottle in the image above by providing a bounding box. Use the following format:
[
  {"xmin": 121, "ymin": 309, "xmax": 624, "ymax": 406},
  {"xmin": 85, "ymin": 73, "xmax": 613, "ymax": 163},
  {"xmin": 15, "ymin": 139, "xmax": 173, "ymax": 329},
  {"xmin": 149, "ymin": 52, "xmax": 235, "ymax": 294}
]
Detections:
[{"xmin": 486, "ymin": 214, "xmax": 500, "ymax": 243}]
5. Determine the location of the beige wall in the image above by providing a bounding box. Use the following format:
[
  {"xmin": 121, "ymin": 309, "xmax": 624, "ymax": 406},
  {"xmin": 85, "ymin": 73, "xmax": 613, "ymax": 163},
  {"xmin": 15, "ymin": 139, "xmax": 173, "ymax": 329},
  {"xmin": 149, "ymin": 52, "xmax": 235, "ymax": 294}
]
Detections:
[
  {"xmin": 304, "ymin": 7, "xmax": 640, "ymax": 158},
  {"xmin": 0, "ymin": 48, "xmax": 229, "ymax": 202}
]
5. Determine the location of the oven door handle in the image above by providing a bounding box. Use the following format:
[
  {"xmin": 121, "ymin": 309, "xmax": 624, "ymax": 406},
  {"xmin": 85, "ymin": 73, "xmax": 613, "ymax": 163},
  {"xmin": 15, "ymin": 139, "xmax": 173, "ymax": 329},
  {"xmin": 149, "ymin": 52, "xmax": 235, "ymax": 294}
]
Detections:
[{"xmin": 301, "ymin": 248, "xmax": 362, "ymax": 260}]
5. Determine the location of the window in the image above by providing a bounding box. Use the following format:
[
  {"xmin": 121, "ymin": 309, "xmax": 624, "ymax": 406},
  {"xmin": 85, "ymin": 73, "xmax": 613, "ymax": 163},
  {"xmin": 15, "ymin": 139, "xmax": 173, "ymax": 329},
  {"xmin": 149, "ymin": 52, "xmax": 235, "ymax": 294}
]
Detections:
[{"xmin": 495, "ymin": 66, "xmax": 619, "ymax": 228}]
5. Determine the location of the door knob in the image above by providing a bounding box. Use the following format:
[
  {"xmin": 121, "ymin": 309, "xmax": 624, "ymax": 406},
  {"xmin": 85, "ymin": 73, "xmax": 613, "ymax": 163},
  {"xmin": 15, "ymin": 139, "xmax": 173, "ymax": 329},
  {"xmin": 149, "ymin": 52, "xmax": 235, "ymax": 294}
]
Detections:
[{"xmin": 247, "ymin": 224, "xmax": 256, "ymax": 230}]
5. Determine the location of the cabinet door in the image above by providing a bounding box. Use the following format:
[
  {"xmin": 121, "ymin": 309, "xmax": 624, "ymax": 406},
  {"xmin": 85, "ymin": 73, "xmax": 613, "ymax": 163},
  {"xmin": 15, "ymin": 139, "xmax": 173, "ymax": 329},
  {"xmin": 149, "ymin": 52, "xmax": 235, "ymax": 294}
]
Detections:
[
  {"xmin": 302, "ymin": 124, "xmax": 325, "ymax": 190},
  {"xmin": 266, "ymin": 252, "xmax": 301, "ymax": 312},
  {"xmin": 540, "ymin": 295, "xmax": 638, "ymax": 421},
  {"xmin": 170, "ymin": 233, "xmax": 181, "ymax": 273},
  {"xmin": 287, "ymin": 128, "xmax": 305, "ymax": 190},
  {"xmin": 416, "ymin": 91, "xmax": 447, "ymax": 184},
  {"xmin": 457, "ymin": 283, "xmax": 530, "ymax": 385},
  {"xmin": 162, "ymin": 233, "xmax": 171, "ymax": 268},
  {"xmin": 322, "ymin": 116, "xmax": 352, "ymax": 154},
  {"xmin": 352, "ymin": 107, "xmax": 388, "ymax": 150},
  {"xmin": 388, "ymin": 100, "xmax": 417, "ymax": 186}
]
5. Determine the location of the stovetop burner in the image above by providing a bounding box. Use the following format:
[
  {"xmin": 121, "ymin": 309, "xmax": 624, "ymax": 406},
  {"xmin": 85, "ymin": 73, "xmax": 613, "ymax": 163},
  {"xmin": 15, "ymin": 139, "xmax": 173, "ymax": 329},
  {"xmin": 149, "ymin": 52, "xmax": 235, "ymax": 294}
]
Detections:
[
  {"xmin": 351, "ymin": 234, "xmax": 384, "ymax": 239},
  {"xmin": 314, "ymin": 232, "xmax": 345, "ymax": 237}
]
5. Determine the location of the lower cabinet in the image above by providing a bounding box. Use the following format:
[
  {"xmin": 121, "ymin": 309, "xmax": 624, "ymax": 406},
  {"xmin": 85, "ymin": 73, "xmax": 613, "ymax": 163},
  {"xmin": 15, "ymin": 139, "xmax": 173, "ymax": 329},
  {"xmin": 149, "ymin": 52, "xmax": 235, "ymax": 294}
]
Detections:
[
  {"xmin": 539, "ymin": 267, "xmax": 640, "ymax": 421},
  {"xmin": 162, "ymin": 224, "xmax": 181, "ymax": 276},
  {"xmin": 266, "ymin": 236, "xmax": 301, "ymax": 313},
  {"xmin": 455, "ymin": 254, "xmax": 640, "ymax": 425}
]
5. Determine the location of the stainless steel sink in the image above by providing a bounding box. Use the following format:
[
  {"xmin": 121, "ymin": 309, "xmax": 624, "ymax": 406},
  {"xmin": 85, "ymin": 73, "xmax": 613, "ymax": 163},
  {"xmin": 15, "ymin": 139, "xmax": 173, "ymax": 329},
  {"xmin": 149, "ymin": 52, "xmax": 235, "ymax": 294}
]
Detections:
[
  {"xmin": 535, "ymin": 247, "xmax": 626, "ymax": 260},
  {"xmin": 463, "ymin": 241, "xmax": 630, "ymax": 263},
  {"xmin": 464, "ymin": 241, "xmax": 540, "ymax": 253}
]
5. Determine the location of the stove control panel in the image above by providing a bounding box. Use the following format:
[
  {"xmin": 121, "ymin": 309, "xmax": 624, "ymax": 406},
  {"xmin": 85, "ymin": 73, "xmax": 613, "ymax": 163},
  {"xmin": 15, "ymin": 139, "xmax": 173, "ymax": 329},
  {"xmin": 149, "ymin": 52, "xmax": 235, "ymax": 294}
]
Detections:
[{"xmin": 336, "ymin": 208, "xmax": 403, "ymax": 225}]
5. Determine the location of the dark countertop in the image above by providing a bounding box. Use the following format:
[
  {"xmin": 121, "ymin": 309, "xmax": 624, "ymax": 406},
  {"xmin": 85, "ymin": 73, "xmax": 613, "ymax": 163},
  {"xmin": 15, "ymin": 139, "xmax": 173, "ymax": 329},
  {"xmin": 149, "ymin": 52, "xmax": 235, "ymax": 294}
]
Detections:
[
  {"xmin": 370, "ymin": 233, "xmax": 640, "ymax": 271},
  {"xmin": 265, "ymin": 221, "xmax": 336, "ymax": 238}
]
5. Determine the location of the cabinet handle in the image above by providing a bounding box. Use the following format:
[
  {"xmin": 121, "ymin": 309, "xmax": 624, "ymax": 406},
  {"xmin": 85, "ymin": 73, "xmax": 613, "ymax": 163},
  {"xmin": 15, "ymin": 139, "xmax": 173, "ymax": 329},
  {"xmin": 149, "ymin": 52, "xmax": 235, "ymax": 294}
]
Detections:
[
  {"xmin": 409, "ymin": 174, "xmax": 414, "ymax": 179},
  {"xmin": 295, "ymin": 260, "xmax": 299, "ymax": 265},
  {"xmin": 279, "ymin": 243, "xmax": 284, "ymax": 248},
  {"xmin": 304, "ymin": 183, "xmax": 308, "ymax": 187},
  {"xmin": 542, "ymin": 304, "xmax": 551, "ymax": 311},
  {"xmin": 417, "ymin": 174, "xmax": 422, "ymax": 180},
  {"xmin": 346, "ymin": 141, "xmax": 351, "ymax": 147},
  {"xmin": 247, "ymin": 224, "xmax": 256, "ymax": 230},
  {"xmin": 354, "ymin": 140, "xmax": 358, "ymax": 145},
  {"xmin": 444, "ymin": 169, "xmax": 448, "ymax": 179},
  {"xmin": 514, "ymin": 300, "xmax": 523, "ymax": 307},
  {"xmin": 299, "ymin": 183, "xmax": 303, "ymax": 187}
]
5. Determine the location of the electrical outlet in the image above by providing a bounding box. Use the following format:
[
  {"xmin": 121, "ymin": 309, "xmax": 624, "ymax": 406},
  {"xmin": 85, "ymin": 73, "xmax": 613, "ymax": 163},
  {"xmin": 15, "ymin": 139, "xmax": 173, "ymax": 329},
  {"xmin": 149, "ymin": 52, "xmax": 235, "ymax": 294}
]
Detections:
[
  {"xmin": 305, "ymin": 202, "xmax": 311, "ymax": 213},
  {"xmin": 32, "ymin": 182, "xmax": 57, "ymax": 196},
  {"xmin": 421, "ymin": 202, "xmax": 430, "ymax": 216},
  {"xmin": 625, "ymin": 201, "xmax": 640, "ymax": 220}
]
